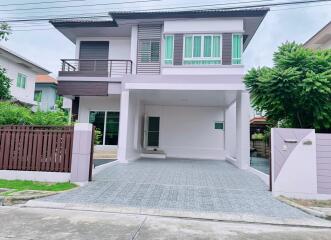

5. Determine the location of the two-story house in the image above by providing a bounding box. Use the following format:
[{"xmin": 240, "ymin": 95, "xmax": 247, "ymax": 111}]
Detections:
[
  {"xmin": 51, "ymin": 9, "xmax": 269, "ymax": 169},
  {"xmin": 0, "ymin": 45, "xmax": 50, "ymax": 105}
]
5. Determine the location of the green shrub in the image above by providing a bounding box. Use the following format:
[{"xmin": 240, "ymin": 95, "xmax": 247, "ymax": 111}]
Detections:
[
  {"xmin": 0, "ymin": 101, "xmax": 32, "ymax": 125},
  {"xmin": 31, "ymin": 110, "xmax": 68, "ymax": 126},
  {"xmin": 0, "ymin": 101, "xmax": 69, "ymax": 126}
]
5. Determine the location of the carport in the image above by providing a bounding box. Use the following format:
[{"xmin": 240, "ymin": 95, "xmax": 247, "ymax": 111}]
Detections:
[{"xmin": 117, "ymin": 74, "xmax": 250, "ymax": 169}]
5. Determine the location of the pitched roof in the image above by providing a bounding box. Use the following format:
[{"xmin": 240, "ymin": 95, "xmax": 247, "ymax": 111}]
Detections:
[
  {"xmin": 109, "ymin": 8, "xmax": 269, "ymax": 20},
  {"xmin": 0, "ymin": 45, "xmax": 50, "ymax": 74},
  {"xmin": 304, "ymin": 21, "xmax": 331, "ymax": 49},
  {"xmin": 36, "ymin": 75, "xmax": 57, "ymax": 84}
]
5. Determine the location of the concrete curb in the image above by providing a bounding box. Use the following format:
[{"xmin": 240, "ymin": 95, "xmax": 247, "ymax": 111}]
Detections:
[
  {"xmin": 278, "ymin": 196, "xmax": 327, "ymax": 219},
  {"xmin": 25, "ymin": 200, "xmax": 331, "ymax": 228}
]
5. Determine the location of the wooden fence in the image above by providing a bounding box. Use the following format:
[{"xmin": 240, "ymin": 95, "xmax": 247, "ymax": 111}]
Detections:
[{"xmin": 0, "ymin": 125, "xmax": 74, "ymax": 172}]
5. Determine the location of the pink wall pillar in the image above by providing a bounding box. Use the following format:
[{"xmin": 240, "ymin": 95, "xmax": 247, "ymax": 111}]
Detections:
[{"xmin": 70, "ymin": 123, "xmax": 93, "ymax": 183}]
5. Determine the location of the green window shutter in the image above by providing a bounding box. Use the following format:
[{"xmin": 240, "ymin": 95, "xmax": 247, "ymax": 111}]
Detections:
[
  {"xmin": 184, "ymin": 36, "xmax": 192, "ymax": 58},
  {"xmin": 22, "ymin": 75, "xmax": 26, "ymax": 88},
  {"xmin": 193, "ymin": 36, "xmax": 201, "ymax": 57},
  {"xmin": 232, "ymin": 34, "xmax": 242, "ymax": 64},
  {"xmin": 164, "ymin": 35, "xmax": 174, "ymax": 64},
  {"xmin": 212, "ymin": 36, "xmax": 221, "ymax": 58},
  {"xmin": 16, "ymin": 74, "xmax": 21, "ymax": 87},
  {"xmin": 203, "ymin": 36, "xmax": 212, "ymax": 57}
]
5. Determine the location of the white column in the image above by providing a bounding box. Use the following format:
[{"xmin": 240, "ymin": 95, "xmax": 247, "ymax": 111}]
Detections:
[
  {"xmin": 224, "ymin": 102, "xmax": 237, "ymax": 159},
  {"xmin": 236, "ymin": 91, "xmax": 250, "ymax": 169},
  {"xmin": 130, "ymin": 25, "xmax": 138, "ymax": 75},
  {"xmin": 117, "ymin": 90, "xmax": 130, "ymax": 163}
]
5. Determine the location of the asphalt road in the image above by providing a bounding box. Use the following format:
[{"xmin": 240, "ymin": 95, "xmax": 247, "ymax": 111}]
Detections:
[{"xmin": 0, "ymin": 206, "xmax": 330, "ymax": 240}]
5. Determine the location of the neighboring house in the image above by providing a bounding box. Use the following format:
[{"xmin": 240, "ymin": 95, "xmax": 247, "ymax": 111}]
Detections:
[
  {"xmin": 304, "ymin": 21, "xmax": 331, "ymax": 49},
  {"xmin": 34, "ymin": 75, "xmax": 73, "ymax": 114},
  {"xmin": 0, "ymin": 45, "xmax": 50, "ymax": 105},
  {"xmin": 51, "ymin": 9, "xmax": 269, "ymax": 168},
  {"xmin": 34, "ymin": 75, "xmax": 58, "ymax": 111}
]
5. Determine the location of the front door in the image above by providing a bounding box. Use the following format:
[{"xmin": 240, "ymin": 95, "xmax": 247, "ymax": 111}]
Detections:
[{"xmin": 147, "ymin": 116, "xmax": 160, "ymax": 147}]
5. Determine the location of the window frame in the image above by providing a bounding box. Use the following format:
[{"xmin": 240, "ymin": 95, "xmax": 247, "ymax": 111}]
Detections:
[
  {"xmin": 140, "ymin": 39, "xmax": 160, "ymax": 63},
  {"xmin": 163, "ymin": 35, "xmax": 174, "ymax": 65},
  {"xmin": 183, "ymin": 34, "xmax": 222, "ymax": 64},
  {"xmin": 232, "ymin": 33, "xmax": 243, "ymax": 65},
  {"xmin": 16, "ymin": 73, "xmax": 27, "ymax": 89},
  {"xmin": 89, "ymin": 110, "xmax": 120, "ymax": 146}
]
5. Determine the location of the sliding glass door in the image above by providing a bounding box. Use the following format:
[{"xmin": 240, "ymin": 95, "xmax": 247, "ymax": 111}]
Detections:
[{"xmin": 89, "ymin": 111, "xmax": 119, "ymax": 146}]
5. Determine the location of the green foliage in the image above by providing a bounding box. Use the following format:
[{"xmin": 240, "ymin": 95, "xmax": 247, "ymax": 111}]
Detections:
[
  {"xmin": 245, "ymin": 42, "xmax": 331, "ymax": 132},
  {"xmin": 31, "ymin": 109, "xmax": 69, "ymax": 126},
  {"xmin": 0, "ymin": 179, "xmax": 76, "ymax": 192},
  {"xmin": 94, "ymin": 128, "xmax": 102, "ymax": 145},
  {"xmin": 251, "ymin": 133, "xmax": 264, "ymax": 140},
  {"xmin": 55, "ymin": 95, "xmax": 63, "ymax": 109},
  {"xmin": 0, "ymin": 23, "xmax": 11, "ymax": 41},
  {"xmin": 0, "ymin": 101, "xmax": 32, "ymax": 125},
  {"xmin": 0, "ymin": 68, "xmax": 12, "ymax": 100},
  {"xmin": 0, "ymin": 101, "xmax": 69, "ymax": 126}
]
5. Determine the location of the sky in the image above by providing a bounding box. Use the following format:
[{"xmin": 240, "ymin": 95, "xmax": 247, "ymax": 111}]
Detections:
[{"xmin": 0, "ymin": 0, "xmax": 331, "ymax": 76}]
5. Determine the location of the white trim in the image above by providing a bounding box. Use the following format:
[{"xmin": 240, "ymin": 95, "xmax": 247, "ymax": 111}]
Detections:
[
  {"xmin": 125, "ymin": 83, "xmax": 245, "ymax": 91},
  {"xmin": 0, "ymin": 170, "xmax": 70, "ymax": 183}
]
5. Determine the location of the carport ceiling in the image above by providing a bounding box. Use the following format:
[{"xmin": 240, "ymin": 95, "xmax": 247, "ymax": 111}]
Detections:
[{"xmin": 134, "ymin": 90, "xmax": 238, "ymax": 107}]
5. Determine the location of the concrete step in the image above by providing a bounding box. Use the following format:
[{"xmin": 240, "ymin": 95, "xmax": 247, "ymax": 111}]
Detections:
[{"xmin": 93, "ymin": 149, "xmax": 117, "ymax": 160}]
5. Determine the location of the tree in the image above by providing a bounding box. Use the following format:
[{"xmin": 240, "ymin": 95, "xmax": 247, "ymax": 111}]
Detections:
[
  {"xmin": 0, "ymin": 23, "xmax": 11, "ymax": 41},
  {"xmin": 0, "ymin": 68, "xmax": 11, "ymax": 100},
  {"xmin": 0, "ymin": 22, "xmax": 11, "ymax": 100},
  {"xmin": 244, "ymin": 42, "xmax": 331, "ymax": 132}
]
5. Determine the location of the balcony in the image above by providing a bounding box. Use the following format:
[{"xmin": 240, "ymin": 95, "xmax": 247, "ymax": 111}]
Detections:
[{"xmin": 59, "ymin": 59, "xmax": 132, "ymax": 78}]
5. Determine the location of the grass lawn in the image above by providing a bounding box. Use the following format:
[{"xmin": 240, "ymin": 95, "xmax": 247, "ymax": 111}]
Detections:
[{"xmin": 0, "ymin": 179, "xmax": 77, "ymax": 193}]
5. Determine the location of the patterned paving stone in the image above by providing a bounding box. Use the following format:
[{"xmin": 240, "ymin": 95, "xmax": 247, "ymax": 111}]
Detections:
[{"xmin": 43, "ymin": 158, "xmax": 313, "ymax": 220}]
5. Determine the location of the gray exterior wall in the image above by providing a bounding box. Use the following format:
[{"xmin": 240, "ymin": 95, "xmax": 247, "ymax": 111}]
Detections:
[
  {"xmin": 222, "ymin": 33, "xmax": 232, "ymax": 65},
  {"xmin": 137, "ymin": 24, "xmax": 162, "ymax": 74},
  {"xmin": 58, "ymin": 81, "xmax": 108, "ymax": 96},
  {"xmin": 316, "ymin": 134, "xmax": 331, "ymax": 194},
  {"xmin": 173, "ymin": 34, "xmax": 184, "ymax": 65}
]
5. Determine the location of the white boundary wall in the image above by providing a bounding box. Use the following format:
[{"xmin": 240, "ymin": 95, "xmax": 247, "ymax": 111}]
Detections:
[{"xmin": 271, "ymin": 128, "xmax": 331, "ymax": 200}]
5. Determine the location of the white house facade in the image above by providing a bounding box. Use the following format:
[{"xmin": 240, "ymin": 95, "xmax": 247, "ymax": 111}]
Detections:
[
  {"xmin": 0, "ymin": 45, "xmax": 50, "ymax": 105},
  {"xmin": 51, "ymin": 9, "xmax": 269, "ymax": 169}
]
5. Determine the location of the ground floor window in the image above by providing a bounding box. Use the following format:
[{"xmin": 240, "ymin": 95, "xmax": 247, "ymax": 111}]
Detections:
[{"xmin": 89, "ymin": 111, "xmax": 119, "ymax": 145}]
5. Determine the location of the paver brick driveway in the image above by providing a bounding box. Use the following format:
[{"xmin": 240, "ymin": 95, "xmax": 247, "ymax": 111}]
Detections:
[{"xmin": 43, "ymin": 158, "xmax": 312, "ymax": 220}]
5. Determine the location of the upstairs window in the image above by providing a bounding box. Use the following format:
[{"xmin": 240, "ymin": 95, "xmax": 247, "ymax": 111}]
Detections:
[
  {"xmin": 183, "ymin": 34, "xmax": 222, "ymax": 65},
  {"xmin": 164, "ymin": 35, "xmax": 174, "ymax": 65},
  {"xmin": 16, "ymin": 73, "xmax": 27, "ymax": 89},
  {"xmin": 232, "ymin": 34, "xmax": 243, "ymax": 65},
  {"xmin": 140, "ymin": 40, "xmax": 160, "ymax": 63}
]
